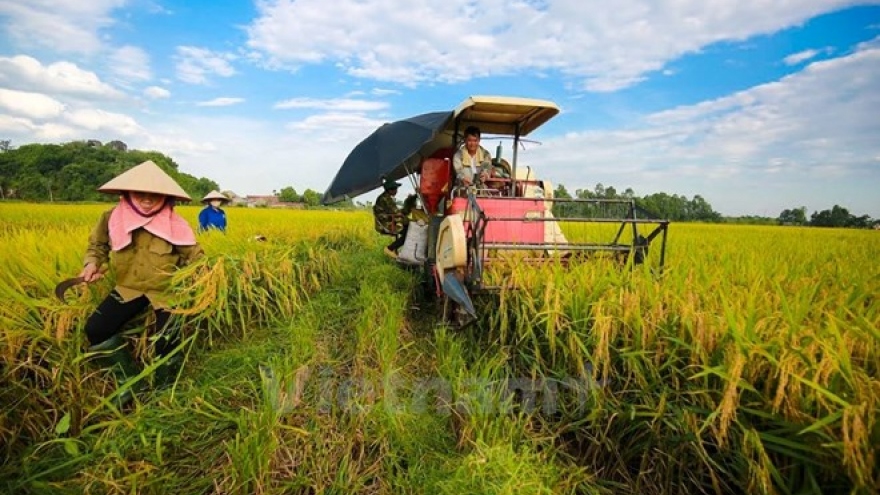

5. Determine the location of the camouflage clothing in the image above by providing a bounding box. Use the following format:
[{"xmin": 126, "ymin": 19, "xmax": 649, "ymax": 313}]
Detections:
[{"xmin": 373, "ymin": 190, "xmax": 407, "ymax": 235}]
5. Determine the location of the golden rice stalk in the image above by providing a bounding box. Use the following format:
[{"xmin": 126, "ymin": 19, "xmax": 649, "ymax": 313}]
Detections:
[
  {"xmin": 717, "ymin": 346, "xmax": 746, "ymax": 448},
  {"xmin": 841, "ymin": 403, "xmax": 873, "ymax": 488}
]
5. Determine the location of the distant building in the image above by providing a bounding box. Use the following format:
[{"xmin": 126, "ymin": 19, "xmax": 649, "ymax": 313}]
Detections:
[{"xmin": 245, "ymin": 195, "xmax": 278, "ymax": 207}]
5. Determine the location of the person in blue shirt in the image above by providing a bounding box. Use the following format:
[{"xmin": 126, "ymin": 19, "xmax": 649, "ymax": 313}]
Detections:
[{"xmin": 198, "ymin": 190, "xmax": 229, "ymax": 232}]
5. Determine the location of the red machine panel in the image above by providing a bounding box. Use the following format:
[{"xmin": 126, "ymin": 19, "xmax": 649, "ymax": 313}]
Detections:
[
  {"xmin": 449, "ymin": 197, "xmax": 546, "ymax": 244},
  {"xmin": 419, "ymin": 156, "xmax": 452, "ymax": 215}
]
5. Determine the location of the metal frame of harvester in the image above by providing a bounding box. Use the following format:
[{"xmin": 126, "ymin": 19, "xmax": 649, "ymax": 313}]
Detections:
[{"xmin": 406, "ymin": 96, "xmax": 670, "ymax": 326}]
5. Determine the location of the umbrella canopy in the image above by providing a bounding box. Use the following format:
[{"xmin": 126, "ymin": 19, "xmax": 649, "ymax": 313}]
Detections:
[{"xmin": 322, "ymin": 111, "xmax": 453, "ymax": 205}]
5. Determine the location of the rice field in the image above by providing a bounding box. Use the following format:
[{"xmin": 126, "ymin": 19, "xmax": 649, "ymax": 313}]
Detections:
[{"xmin": 0, "ymin": 202, "xmax": 878, "ymax": 494}]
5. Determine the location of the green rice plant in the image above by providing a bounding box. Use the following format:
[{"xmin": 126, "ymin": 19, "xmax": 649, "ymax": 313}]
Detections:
[{"xmin": 435, "ymin": 440, "xmax": 597, "ymax": 495}]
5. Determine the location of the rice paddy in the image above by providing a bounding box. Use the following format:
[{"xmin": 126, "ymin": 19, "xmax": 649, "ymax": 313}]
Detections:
[{"xmin": 1, "ymin": 202, "xmax": 877, "ymax": 494}]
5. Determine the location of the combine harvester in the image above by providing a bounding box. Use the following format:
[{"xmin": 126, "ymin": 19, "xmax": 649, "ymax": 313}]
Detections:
[{"xmin": 324, "ymin": 96, "xmax": 669, "ymax": 326}]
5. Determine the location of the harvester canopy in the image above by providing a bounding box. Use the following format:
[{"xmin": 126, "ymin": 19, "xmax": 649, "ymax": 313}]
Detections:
[
  {"xmin": 450, "ymin": 95, "xmax": 559, "ymax": 136},
  {"xmin": 322, "ymin": 96, "xmax": 560, "ymax": 205}
]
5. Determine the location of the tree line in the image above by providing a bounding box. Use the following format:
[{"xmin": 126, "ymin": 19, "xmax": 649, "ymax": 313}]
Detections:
[
  {"xmin": 0, "ymin": 140, "xmax": 352, "ymax": 209},
  {"xmin": 0, "ymin": 140, "xmax": 218, "ymax": 202},
  {"xmin": 777, "ymin": 205, "xmax": 877, "ymax": 228},
  {"xmin": 551, "ymin": 183, "xmax": 722, "ymax": 222},
  {"xmin": 274, "ymin": 186, "xmax": 355, "ymax": 208},
  {"xmin": 550, "ymin": 182, "xmax": 877, "ymax": 228}
]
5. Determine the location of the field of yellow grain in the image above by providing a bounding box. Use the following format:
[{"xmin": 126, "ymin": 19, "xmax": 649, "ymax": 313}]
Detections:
[{"xmin": 1, "ymin": 202, "xmax": 877, "ymax": 494}]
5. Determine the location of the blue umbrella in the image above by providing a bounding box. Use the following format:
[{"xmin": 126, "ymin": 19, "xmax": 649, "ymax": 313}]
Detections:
[{"xmin": 322, "ymin": 111, "xmax": 453, "ymax": 205}]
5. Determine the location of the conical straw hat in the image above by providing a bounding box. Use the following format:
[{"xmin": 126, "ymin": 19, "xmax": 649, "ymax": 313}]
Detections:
[
  {"xmin": 201, "ymin": 190, "xmax": 229, "ymax": 203},
  {"xmin": 98, "ymin": 160, "xmax": 192, "ymax": 201}
]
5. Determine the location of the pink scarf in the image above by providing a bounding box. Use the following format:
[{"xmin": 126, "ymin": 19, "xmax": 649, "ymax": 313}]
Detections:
[{"xmin": 108, "ymin": 198, "xmax": 197, "ymax": 251}]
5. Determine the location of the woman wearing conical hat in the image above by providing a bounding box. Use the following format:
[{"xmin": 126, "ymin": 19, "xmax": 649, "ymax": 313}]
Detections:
[
  {"xmin": 198, "ymin": 190, "xmax": 229, "ymax": 233},
  {"xmin": 78, "ymin": 160, "xmax": 204, "ymax": 408}
]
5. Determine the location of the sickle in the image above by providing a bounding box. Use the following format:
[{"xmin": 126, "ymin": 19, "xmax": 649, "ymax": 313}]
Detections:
[{"xmin": 54, "ymin": 277, "xmax": 87, "ymax": 302}]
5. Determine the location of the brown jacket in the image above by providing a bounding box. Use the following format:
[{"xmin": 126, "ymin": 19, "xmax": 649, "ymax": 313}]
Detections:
[{"xmin": 84, "ymin": 209, "xmax": 204, "ymax": 308}]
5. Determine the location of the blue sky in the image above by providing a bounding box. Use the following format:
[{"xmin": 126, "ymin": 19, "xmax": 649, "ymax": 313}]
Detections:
[{"xmin": 0, "ymin": 0, "xmax": 878, "ymax": 217}]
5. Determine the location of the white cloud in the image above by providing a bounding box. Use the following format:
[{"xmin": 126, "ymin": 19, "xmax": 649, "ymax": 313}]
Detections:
[
  {"xmin": 530, "ymin": 43, "xmax": 880, "ymax": 215},
  {"xmin": 0, "ymin": 88, "xmax": 65, "ymax": 119},
  {"xmin": 119, "ymin": 114, "xmax": 359, "ymax": 195},
  {"xmin": 856, "ymin": 35, "xmax": 880, "ymax": 50},
  {"xmin": 371, "ymin": 88, "xmax": 400, "ymax": 96},
  {"xmin": 108, "ymin": 45, "xmax": 152, "ymax": 82},
  {"xmin": 273, "ymin": 97, "xmax": 388, "ymax": 112},
  {"xmin": 196, "ymin": 97, "xmax": 245, "ymax": 107},
  {"xmin": 144, "ymin": 0, "xmax": 173, "ymax": 15},
  {"xmin": 80, "ymin": 111, "xmax": 388, "ymax": 196},
  {"xmin": 175, "ymin": 46, "xmax": 237, "ymax": 84},
  {"xmin": 144, "ymin": 86, "xmax": 170, "ymax": 99},
  {"xmin": 783, "ymin": 47, "xmax": 837, "ymax": 66},
  {"xmin": 64, "ymin": 108, "xmax": 141, "ymax": 135},
  {"xmin": 0, "ymin": 55, "xmax": 124, "ymax": 99},
  {"xmin": 143, "ymin": 133, "xmax": 217, "ymax": 156},
  {"xmin": 245, "ymin": 0, "xmax": 867, "ymax": 90},
  {"xmin": 784, "ymin": 49, "xmax": 819, "ymax": 65},
  {"xmin": 0, "ymin": 113, "xmax": 79, "ymax": 141},
  {"xmin": 286, "ymin": 112, "xmax": 385, "ymax": 133},
  {"xmin": 0, "ymin": 0, "xmax": 127, "ymax": 54},
  {"xmin": 0, "ymin": 114, "xmax": 39, "ymax": 134}
]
